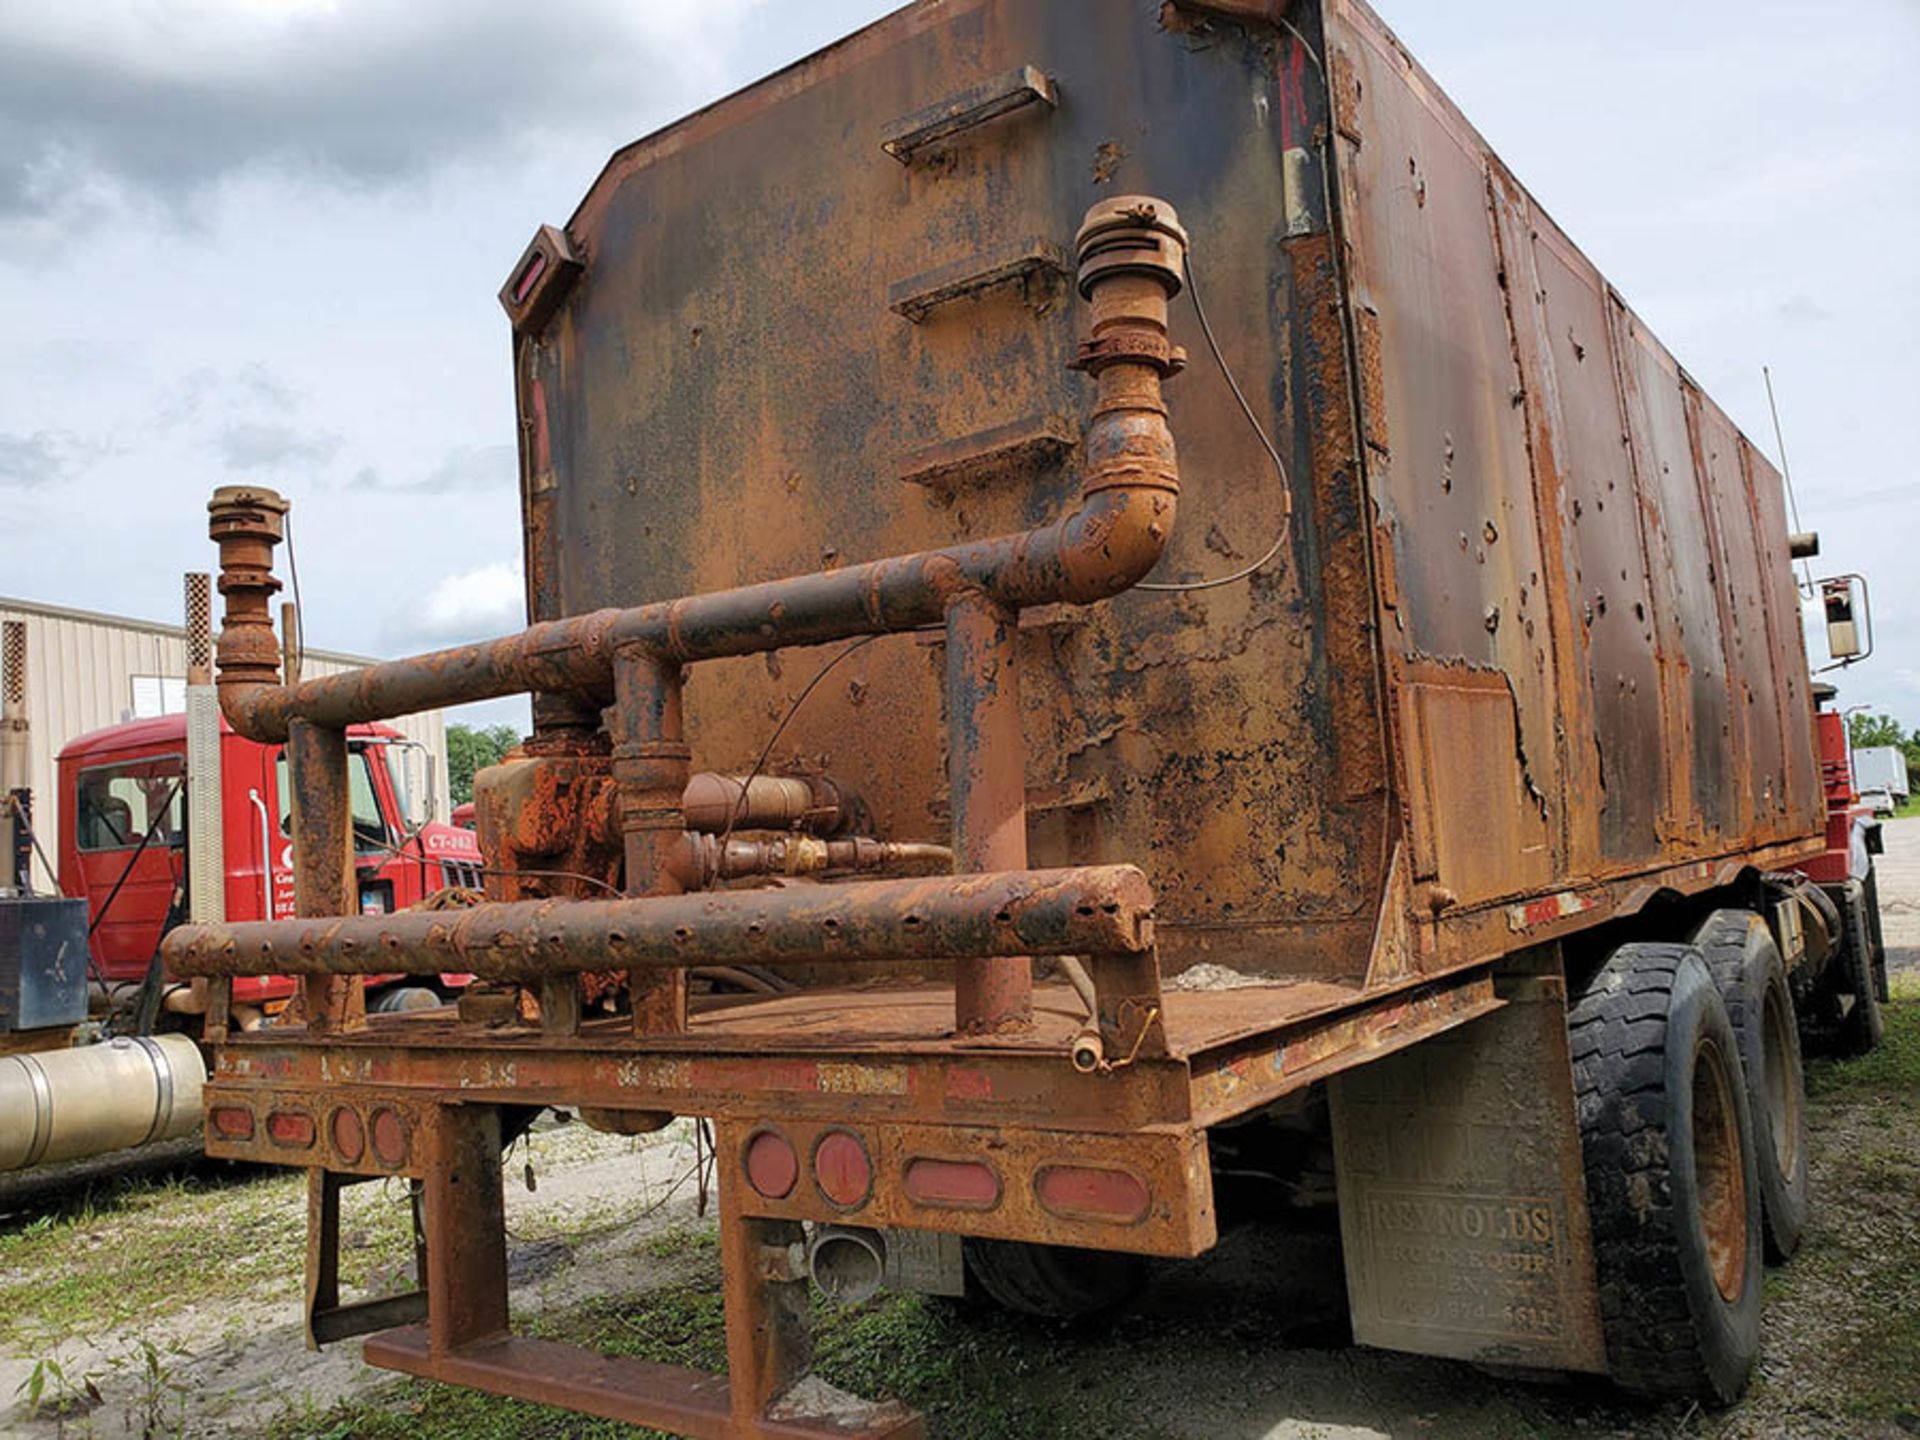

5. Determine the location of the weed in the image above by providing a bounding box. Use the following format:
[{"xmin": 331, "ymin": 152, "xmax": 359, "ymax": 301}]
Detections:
[
  {"xmin": 640, "ymin": 1223, "xmax": 719, "ymax": 1262},
  {"xmin": 15, "ymin": 1348, "xmax": 104, "ymax": 1424}
]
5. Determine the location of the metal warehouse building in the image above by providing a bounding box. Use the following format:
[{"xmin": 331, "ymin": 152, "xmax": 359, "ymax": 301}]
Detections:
[{"xmin": 0, "ymin": 595, "xmax": 454, "ymax": 855}]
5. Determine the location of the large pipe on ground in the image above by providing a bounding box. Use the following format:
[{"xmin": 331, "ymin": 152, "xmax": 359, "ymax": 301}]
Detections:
[
  {"xmin": 162, "ymin": 864, "xmax": 1155, "ymax": 983},
  {"xmin": 202, "ymin": 197, "xmax": 1190, "ymax": 745},
  {"xmin": 0, "ymin": 1034, "xmax": 206, "ymax": 1172}
]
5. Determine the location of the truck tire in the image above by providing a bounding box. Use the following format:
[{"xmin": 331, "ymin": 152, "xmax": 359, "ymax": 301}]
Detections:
[
  {"xmin": 962, "ymin": 1238, "xmax": 1146, "ymax": 1320},
  {"xmin": 1570, "ymin": 943, "xmax": 1761, "ymax": 1405},
  {"xmin": 1691, "ymin": 910, "xmax": 1809, "ymax": 1262},
  {"xmin": 1836, "ymin": 882, "xmax": 1886, "ymax": 1057},
  {"xmin": 1862, "ymin": 869, "xmax": 1890, "ymax": 1005}
]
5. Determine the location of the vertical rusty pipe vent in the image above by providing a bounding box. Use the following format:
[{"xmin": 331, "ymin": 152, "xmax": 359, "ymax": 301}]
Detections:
[
  {"xmin": 207, "ymin": 486, "xmax": 289, "ymax": 710},
  {"xmin": 1, "ymin": 621, "xmax": 27, "ymax": 877},
  {"xmin": 1, "ymin": 622, "xmax": 26, "ymax": 867}
]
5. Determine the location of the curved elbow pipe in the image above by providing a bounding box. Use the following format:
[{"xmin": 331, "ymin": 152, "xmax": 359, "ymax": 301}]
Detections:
[{"xmin": 207, "ymin": 196, "xmax": 1190, "ymax": 743}]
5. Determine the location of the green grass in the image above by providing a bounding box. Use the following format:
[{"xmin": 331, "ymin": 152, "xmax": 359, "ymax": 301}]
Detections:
[
  {"xmin": 0, "ymin": 1164, "xmax": 306, "ymax": 1346},
  {"xmin": 1804, "ymin": 972, "xmax": 1920, "ymax": 1101},
  {"xmin": 0, "ymin": 1159, "xmax": 442, "ymax": 1348},
  {"xmin": 1771, "ymin": 986, "xmax": 1920, "ymax": 1428}
]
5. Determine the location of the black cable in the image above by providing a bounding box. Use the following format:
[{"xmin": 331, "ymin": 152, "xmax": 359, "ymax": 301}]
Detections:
[
  {"xmin": 7, "ymin": 792, "xmax": 60, "ymax": 894},
  {"xmin": 1136, "ymin": 247, "xmax": 1295, "ymax": 593},
  {"xmin": 284, "ymin": 506, "xmax": 306, "ymax": 678},
  {"xmin": 719, "ymin": 634, "xmax": 881, "ymax": 852}
]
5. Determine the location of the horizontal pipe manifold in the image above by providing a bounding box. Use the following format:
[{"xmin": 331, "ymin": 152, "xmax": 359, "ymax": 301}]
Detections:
[{"xmin": 164, "ymin": 865, "xmax": 1155, "ymax": 983}]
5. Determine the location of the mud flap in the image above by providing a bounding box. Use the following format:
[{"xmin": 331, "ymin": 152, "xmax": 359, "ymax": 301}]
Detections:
[{"xmin": 1328, "ymin": 954, "xmax": 1607, "ymax": 1373}]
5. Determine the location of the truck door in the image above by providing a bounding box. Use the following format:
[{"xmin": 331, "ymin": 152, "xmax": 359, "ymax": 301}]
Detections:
[
  {"xmin": 70, "ymin": 751, "xmax": 187, "ymax": 983},
  {"xmin": 227, "ymin": 731, "xmax": 289, "ymax": 922}
]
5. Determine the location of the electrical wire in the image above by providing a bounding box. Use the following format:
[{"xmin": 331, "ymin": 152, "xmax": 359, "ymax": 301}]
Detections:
[
  {"xmin": 1136, "ymin": 247, "xmax": 1295, "ymax": 593},
  {"xmin": 1134, "ymin": 8, "xmax": 1325, "ymax": 596},
  {"xmin": 719, "ymin": 633, "xmax": 881, "ymax": 852},
  {"xmin": 1763, "ymin": 365, "xmax": 1815, "ymax": 597},
  {"xmin": 284, "ymin": 506, "xmax": 306, "ymax": 678}
]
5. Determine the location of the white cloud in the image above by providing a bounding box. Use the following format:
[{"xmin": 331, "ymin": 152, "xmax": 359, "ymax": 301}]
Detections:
[
  {"xmin": 0, "ymin": 0, "xmax": 780, "ymax": 237},
  {"xmin": 410, "ymin": 561, "xmax": 525, "ymax": 647}
]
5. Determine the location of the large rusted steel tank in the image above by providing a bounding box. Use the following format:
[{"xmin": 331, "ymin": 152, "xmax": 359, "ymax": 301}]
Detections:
[
  {"xmin": 165, "ymin": 2, "xmax": 1872, "ymax": 1429},
  {"xmin": 504, "ymin": 0, "xmax": 1820, "ymax": 987}
]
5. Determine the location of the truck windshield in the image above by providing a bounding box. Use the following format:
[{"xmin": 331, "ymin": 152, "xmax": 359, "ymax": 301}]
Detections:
[{"xmin": 276, "ymin": 746, "xmax": 390, "ymax": 853}]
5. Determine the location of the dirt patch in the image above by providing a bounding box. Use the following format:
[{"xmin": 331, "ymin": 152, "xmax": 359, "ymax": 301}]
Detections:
[{"xmin": 0, "ymin": 1118, "xmax": 714, "ymax": 1438}]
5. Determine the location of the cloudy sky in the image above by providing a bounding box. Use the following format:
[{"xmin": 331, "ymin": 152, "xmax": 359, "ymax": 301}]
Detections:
[{"xmin": 2, "ymin": 0, "xmax": 1916, "ymax": 736}]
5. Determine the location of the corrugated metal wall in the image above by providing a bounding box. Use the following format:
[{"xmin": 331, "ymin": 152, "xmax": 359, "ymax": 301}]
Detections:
[{"xmin": 0, "ymin": 597, "xmax": 457, "ymax": 858}]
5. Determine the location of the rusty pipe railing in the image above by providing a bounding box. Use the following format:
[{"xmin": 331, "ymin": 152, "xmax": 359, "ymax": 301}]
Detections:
[
  {"xmin": 200, "ymin": 196, "xmax": 1190, "ymax": 1039},
  {"xmin": 165, "ymin": 865, "xmax": 1154, "ymax": 983},
  {"xmin": 205, "ymin": 198, "xmax": 1189, "ymax": 746}
]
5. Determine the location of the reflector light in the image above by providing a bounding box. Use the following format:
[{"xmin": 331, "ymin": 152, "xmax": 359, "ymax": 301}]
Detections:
[
  {"xmin": 1034, "ymin": 1163, "xmax": 1150, "ymax": 1224},
  {"xmin": 265, "ymin": 1110, "xmax": 316, "ymax": 1149},
  {"xmin": 329, "ymin": 1106, "xmax": 365, "ymax": 1163},
  {"xmin": 513, "ymin": 250, "xmax": 549, "ymax": 304},
  {"xmin": 209, "ymin": 1105, "xmax": 254, "ymax": 1141},
  {"xmin": 812, "ymin": 1129, "xmax": 873, "ymax": 1209},
  {"xmin": 369, "ymin": 1107, "xmax": 408, "ymax": 1168},
  {"xmin": 903, "ymin": 1157, "xmax": 1000, "ymax": 1209},
  {"xmin": 744, "ymin": 1128, "xmax": 799, "ymax": 1200}
]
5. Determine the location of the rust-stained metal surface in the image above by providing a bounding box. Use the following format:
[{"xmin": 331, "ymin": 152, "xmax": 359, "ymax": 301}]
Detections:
[
  {"xmin": 181, "ymin": 1, "xmax": 1835, "ymax": 1428},
  {"xmin": 201, "ymin": 0, "xmax": 1816, "ymax": 993},
  {"xmin": 1322, "ymin": 0, "xmax": 1822, "ymax": 937}
]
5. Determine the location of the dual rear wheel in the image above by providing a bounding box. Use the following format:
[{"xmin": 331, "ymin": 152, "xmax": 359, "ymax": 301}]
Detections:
[{"xmin": 1570, "ymin": 910, "xmax": 1810, "ymax": 1405}]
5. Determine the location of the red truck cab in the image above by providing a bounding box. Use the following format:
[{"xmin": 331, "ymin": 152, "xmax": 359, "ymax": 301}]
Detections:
[{"xmin": 57, "ymin": 716, "xmax": 482, "ymax": 1011}]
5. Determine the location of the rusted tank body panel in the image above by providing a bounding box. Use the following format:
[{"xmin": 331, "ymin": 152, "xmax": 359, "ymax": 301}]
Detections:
[
  {"xmin": 517, "ymin": 1, "xmax": 1384, "ymax": 983},
  {"xmin": 1326, "ymin": 0, "xmax": 1820, "ymax": 922},
  {"xmin": 513, "ymin": 0, "xmax": 1819, "ymax": 984}
]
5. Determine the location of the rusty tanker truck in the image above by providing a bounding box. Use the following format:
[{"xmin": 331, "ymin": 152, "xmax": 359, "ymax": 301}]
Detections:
[{"xmin": 164, "ymin": 1, "xmax": 1892, "ymax": 1433}]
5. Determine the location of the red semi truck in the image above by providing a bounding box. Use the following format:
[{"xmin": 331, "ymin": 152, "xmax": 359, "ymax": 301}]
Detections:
[
  {"xmin": 56, "ymin": 713, "xmax": 483, "ymax": 1027},
  {"xmin": 3, "ymin": 609, "xmax": 483, "ymax": 1178}
]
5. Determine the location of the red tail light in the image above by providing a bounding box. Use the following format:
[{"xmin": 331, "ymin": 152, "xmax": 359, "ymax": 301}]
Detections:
[
  {"xmin": 811, "ymin": 1130, "xmax": 872, "ymax": 1209},
  {"xmin": 744, "ymin": 1128, "xmax": 799, "ymax": 1200}
]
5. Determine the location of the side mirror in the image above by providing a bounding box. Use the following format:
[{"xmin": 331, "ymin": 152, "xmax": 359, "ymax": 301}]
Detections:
[
  {"xmin": 389, "ymin": 738, "xmax": 438, "ymax": 826},
  {"xmin": 1818, "ymin": 574, "xmax": 1871, "ymax": 668}
]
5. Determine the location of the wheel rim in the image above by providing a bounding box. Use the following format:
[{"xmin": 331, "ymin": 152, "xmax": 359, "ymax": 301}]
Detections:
[
  {"xmin": 1762, "ymin": 980, "xmax": 1801, "ymax": 1176},
  {"xmin": 1693, "ymin": 1035, "xmax": 1748, "ymax": 1303}
]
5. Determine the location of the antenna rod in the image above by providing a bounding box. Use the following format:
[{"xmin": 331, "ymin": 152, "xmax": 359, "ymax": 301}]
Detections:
[{"xmin": 1763, "ymin": 365, "xmax": 1813, "ymax": 593}]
